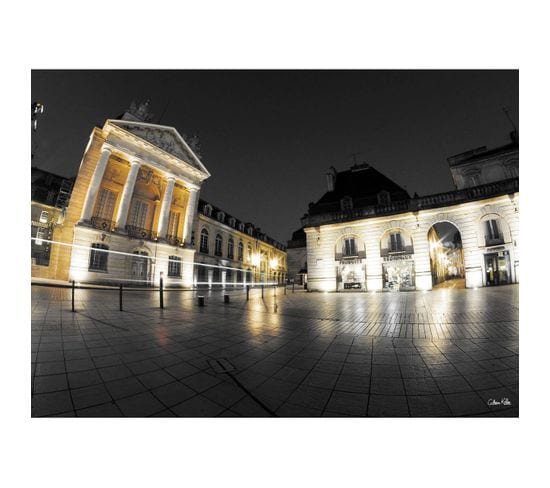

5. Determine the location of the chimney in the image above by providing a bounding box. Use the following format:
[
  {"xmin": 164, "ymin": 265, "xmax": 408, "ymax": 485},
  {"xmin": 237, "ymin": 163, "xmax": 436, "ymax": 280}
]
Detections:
[{"xmin": 326, "ymin": 166, "xmax": 337, "ymax": 192}]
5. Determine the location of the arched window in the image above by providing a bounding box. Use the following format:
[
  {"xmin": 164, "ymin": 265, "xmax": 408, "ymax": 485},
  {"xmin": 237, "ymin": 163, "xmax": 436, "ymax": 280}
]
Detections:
[
  {"xmin": 203, "ymin": 204, "xmax": 212, "ymax": 217},
  {"xmin": 200, "ymin": 228, "xmax": 209, "ymax": 253},
  {"xmin": 228, "ymin": 238, "xmax": 234, "ymax": 259},
  {"xmin": 215, "ymin": 234, "xmax": 223, "ymax": 256},
  {"xmin": 238, "ymin": 241, "xmax": 244, "ymax": 261},
  {"xmin": 89, "ymin": 243, "xmax": 109, "ymax": 271},
  {"xmin": 247, "ymin": 244, "xmax": 252, "ymax": 262},
  {"xmin": 485, "ymin": 219, "xmax": 503, "ymax": 245}
]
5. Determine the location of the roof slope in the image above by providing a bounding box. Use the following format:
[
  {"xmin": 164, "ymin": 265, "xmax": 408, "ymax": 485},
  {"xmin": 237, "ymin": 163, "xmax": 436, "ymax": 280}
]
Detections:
[{"xmin": 308, "ymin": 163, "xmax": 410, "ymax": 215}]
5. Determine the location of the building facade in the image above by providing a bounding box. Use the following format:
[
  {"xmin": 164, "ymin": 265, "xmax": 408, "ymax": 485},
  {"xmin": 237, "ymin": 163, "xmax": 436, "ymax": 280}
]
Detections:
[
  {"xmin": 31, "ymin": 102, "xmax": 287, "ymax": 287},
  {"xmin": 193, "ymin": 200, "xmax": 287, "ymax": 288},
  {"xmin": 300, "ymin": 135, "xmax": 519, "ymax": 292}
]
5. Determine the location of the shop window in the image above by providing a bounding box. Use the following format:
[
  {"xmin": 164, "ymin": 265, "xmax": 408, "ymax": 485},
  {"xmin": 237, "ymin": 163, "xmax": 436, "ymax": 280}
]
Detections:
[
  {"xmin": 215, "ymin": 234, "xmax": 223, "ymax": 256},
  {"xmin": 89, "ymin": 243, "xmax": 109, "ymax": 272},
  {"xmin": 343, "ymin": 238, "xmax": 357, "ymax": 257},
  {"xmin": 168, "ymin": 255, "xmax": 181, "ymax": 277},
  {"xmin": 200, "ymin": 228, "xmax": 209, "ymax": 253}
]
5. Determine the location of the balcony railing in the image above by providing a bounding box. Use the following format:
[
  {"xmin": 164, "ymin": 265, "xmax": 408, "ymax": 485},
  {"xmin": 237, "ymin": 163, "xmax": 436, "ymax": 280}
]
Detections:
[
  {"xmin": 91, "ymin": 216, "xmax": 115, "ymax": 232},
  {"xmin": 302, "ymin": 177, "xmax": 519, "ymax": 227},
  {"xmin": 126, "ymin": 225, "xmax": 157, "ymax": 241},
  {"xmin": 485, "ymin": 234, "xmax": 505, "ymax": 247},
  {"xmin": 165, "ymin": 234, "xmax": 182, "ymax": 246}
]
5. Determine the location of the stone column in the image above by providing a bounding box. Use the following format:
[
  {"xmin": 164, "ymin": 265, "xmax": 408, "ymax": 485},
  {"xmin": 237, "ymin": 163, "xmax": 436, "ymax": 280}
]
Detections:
[
  {"xmin": 115, "ymin": 160, "xmax": 141, "ymax": 231},
  {"xmin": 157, "ymin": 177, "xmax": 176, "ymax": 239},
  {"xmin": 182, "ymin": 185, "xmax": 200, "ymax": 246},
  {"xmin": 80, "ymin": 145, "xmax": 112, "ymax": 222}
]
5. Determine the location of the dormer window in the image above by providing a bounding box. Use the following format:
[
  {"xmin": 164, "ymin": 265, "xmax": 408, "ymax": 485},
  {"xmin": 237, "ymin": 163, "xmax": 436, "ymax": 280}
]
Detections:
[
  {"xmin": 340, "ymin": 196, "xmax": 353, "ymax": 211},
  {"xmin": 504, "ymin": 160, "xmax": 519, "ymax": 178},
  {"xmin": 377, "ymin": 191, "xmax": 391, "ymax": 205},
  {"xmin": 238, "ymin": 223, "xmax": 245, "ymax": 232},
  {"xmin": 203, "ymin": 204, "xmax": 213, "ymax": 217},
  {"xmin": 228, "ymin": 217, "xmax": 236, "ymax": 228},
  {"xmin": 217, "ymin": 211, "xmax": 225, "ymax": 223},
  {"xmin": 247, "ymin": 227, "xmax": 253, "ymax": 236}
]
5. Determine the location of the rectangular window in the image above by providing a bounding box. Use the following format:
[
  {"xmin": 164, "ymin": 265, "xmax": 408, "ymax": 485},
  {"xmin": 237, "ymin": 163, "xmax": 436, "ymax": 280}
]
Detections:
[
  {"xmin": 128, "ymin": 200, "xmax": 149, "ymax": 229},
  {"xmin": 95, "ymin": 188, "xmax": 117, "ymax": 220},
  {"xmin": 344, "ymin": 238, "xmax": 357, "ymax": 256},
  {"xmin": 39, "ymin": 210, "xmax": 49, "ymax": 223},
  {"xmin": 390, "ymin": 233, "xmax": 403, "ymax": 252},
  {"xmin": 35, "ymin": 228, "xmax": 45, "ymax": 246},
  {"xmin": 486, "ymin": 219, "xmax": 500, "ymax": 240},
  {"xmin": 168, "ymin": 255, "xmax": 181, "ymax": 277},
  {"xmin": 168, "ymin": 211, "xmax": 180, "ymax": 237},
  {"xmin": 89, "ymin": 243, "xmax": 109, "ymax": 272}
]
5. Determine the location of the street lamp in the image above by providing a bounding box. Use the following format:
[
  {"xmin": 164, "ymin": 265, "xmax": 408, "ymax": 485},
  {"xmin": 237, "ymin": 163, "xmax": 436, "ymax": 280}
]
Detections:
[{"xmin": 251, "ymin": 253, "xmax": 261, "ymax": 283}]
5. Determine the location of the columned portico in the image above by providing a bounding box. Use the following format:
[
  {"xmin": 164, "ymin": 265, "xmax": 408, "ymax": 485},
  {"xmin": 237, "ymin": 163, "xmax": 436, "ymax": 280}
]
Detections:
[
  {"xmin": 115, "ymin": 159, "xmax": 141, "ymax": 231},
  {"xmin": 80, "ymin": 145, "xmax": 112, "ymax": 222},
  {"xmin": 157, "ymin": 177, "xmax": 176, "ymax": 239},
  {"xmin": 183, "ymin": 186, "xmax": 200, "ymax": 246}
]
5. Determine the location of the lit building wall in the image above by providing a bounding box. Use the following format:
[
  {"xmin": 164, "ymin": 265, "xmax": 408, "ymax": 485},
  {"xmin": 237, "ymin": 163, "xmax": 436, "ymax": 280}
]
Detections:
[{"xmin": 304, "ymin": 192, "xmax": 519, "ymax": 291}]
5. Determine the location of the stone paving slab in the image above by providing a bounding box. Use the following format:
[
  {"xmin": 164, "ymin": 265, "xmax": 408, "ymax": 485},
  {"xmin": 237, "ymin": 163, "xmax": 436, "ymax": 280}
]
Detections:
[{"xmin": 31, "ymin": 284, "xmax": 519, "ymax": 417}]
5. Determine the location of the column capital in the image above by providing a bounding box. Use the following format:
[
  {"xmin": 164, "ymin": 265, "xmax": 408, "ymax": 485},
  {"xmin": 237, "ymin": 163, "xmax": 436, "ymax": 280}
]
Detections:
[
  {"xmin": 101, "ymin": 144, "xmax": 114, "ymax": 155},
  {"xmin": 128, "ymin": 158, "xmax": 141, "ymax": 167},
  {"xmin": 166, "ymin": 176, "xmax": 176, "ymax": 183}
]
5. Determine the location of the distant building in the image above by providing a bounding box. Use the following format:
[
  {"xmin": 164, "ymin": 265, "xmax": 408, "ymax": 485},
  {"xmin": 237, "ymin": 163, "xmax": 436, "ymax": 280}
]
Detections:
[
  {"xmin": 297, "ymin": 134, "xmax": 519, "ymax": 291},
  {"xmin": 31, "ymin": 168, "xmax": 73, "ymax": 276},
  {"xmin": 286, "ymin": 227, "xmax": 307, "ymax": 286},
  {"xmin": 194, "ymin": 200, "xmax": 287, "ymax": 288}
]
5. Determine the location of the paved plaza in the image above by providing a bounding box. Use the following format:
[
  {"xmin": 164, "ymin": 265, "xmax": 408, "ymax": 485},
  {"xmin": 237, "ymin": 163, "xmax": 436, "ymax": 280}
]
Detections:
[{"xmin": 31, "ymin": 284, "xmax": 519, "ymax": 417}]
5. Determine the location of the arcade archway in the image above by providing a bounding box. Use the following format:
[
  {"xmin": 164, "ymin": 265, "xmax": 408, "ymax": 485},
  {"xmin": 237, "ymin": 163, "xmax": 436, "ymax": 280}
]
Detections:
[{"xmin": 428, "ymin": 222, "xmax": 465, "ymax": 289}]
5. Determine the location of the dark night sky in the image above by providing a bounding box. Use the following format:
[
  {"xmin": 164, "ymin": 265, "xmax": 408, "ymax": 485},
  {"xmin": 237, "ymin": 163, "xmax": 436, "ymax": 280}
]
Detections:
[{"xmin": 31, "ymin": 70, "xmax": 518, "ymax": 243}]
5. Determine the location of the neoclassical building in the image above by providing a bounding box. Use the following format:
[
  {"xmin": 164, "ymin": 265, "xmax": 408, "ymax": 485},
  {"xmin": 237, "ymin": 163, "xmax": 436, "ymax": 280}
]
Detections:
[
  {"xmin": 299, "ymin": 133, "xmax": 519, "ymax": 291},
  {"xmin": 32, "ymin": 102, "xmax": 287, "ymax": 287}
]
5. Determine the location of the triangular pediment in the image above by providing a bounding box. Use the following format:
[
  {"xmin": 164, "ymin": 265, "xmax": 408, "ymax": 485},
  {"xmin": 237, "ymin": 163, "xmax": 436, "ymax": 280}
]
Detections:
[{"xmin": 107, "ymin": 120, "xmax": 209, "ymax": 176}]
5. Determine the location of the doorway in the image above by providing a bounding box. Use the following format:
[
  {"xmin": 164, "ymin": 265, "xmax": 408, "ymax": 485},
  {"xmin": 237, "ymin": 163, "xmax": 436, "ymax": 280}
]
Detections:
[
  {"xmin": 428, "ymin": 222, "xmax": 465, "ymax": 289},
  {"xmin": 484, "ymin": 251, "xmax": 511, "ymax": 286}
]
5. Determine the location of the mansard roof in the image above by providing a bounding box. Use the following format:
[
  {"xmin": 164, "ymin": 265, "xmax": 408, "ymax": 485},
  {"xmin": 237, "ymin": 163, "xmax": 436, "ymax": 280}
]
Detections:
[
  {"xmin": 308, "ymin": 163, "xmax": 410, "ymax": 216},
  {"xmin": 197, "ymin": 199, "xmax": 286, "ymax": 250},
  {"xmin": 107, "ymin": 119, "xmax": 210, "ymax": 176}
]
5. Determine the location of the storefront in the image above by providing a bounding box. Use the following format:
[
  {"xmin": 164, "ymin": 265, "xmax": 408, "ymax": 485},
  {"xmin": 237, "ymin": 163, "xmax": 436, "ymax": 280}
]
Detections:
[
  {"xmin": 337, "ymin": 259, "xmax": 366, "ymax": 290},
  {"xmin": 382, "ymin": 255, "xmax": 415, "ymax": 291},
  {"xmin": 484, "ymin": 249, "xmax": 511, "ymax": 286}
]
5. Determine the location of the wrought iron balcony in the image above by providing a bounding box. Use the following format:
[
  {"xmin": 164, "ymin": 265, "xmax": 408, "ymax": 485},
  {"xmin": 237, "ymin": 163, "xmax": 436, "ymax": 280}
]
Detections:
[
  {"xmin": 126, "ymin": 225, "xmax": 157, "ymax": 241},
  {"xmin": 485, "ymin": 234, "xmax": 505, "ymax": 247},
  {"xmin": 91, "ymin": 216, "xmax": 115, "ymax": 232},
  {"xmin": 380, "ymin": 245, "xmax": 414, "ymax": 257},
  {"xmin": 165, "ymin": 234, "xmax": 182, "ymax": 246}
]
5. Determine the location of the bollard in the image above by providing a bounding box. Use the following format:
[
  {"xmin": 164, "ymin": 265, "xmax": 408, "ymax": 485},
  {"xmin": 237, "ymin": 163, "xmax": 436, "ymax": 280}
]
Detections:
[
  {"xmin": 261, "ymin": 284, "xmax": 264, "ymax": 298},
  {"xmin": 71, "ymin": 280, "xmax": 75, "ymax": 312},
  {"xmin": 246, "ymin": 285, "xmax": 250, "ymax": 301},
  {"xmin": 224, "ymin": 294, "xmax": 230, "ymax": 304},
  {"xmin": 159, "ymin": 273, "xmax": 164, "ymax": 309},
  {"xmin": 292, "ymin": 281, "xmax": 295, "ymax": 293},
  {"xmin": 198, "ymin": 295, "xmax": 205, "ymax": 307},
  {"xmin": 284, "ymin": 284, "xmax": 287, "ymax": 295},
  {"xmin": 119, "ymin": 283, "xmax": 123, "ymax": 311},
  {"xmin": 273, "ymin": 284, "xmax": 276, "ymax": 298}
]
